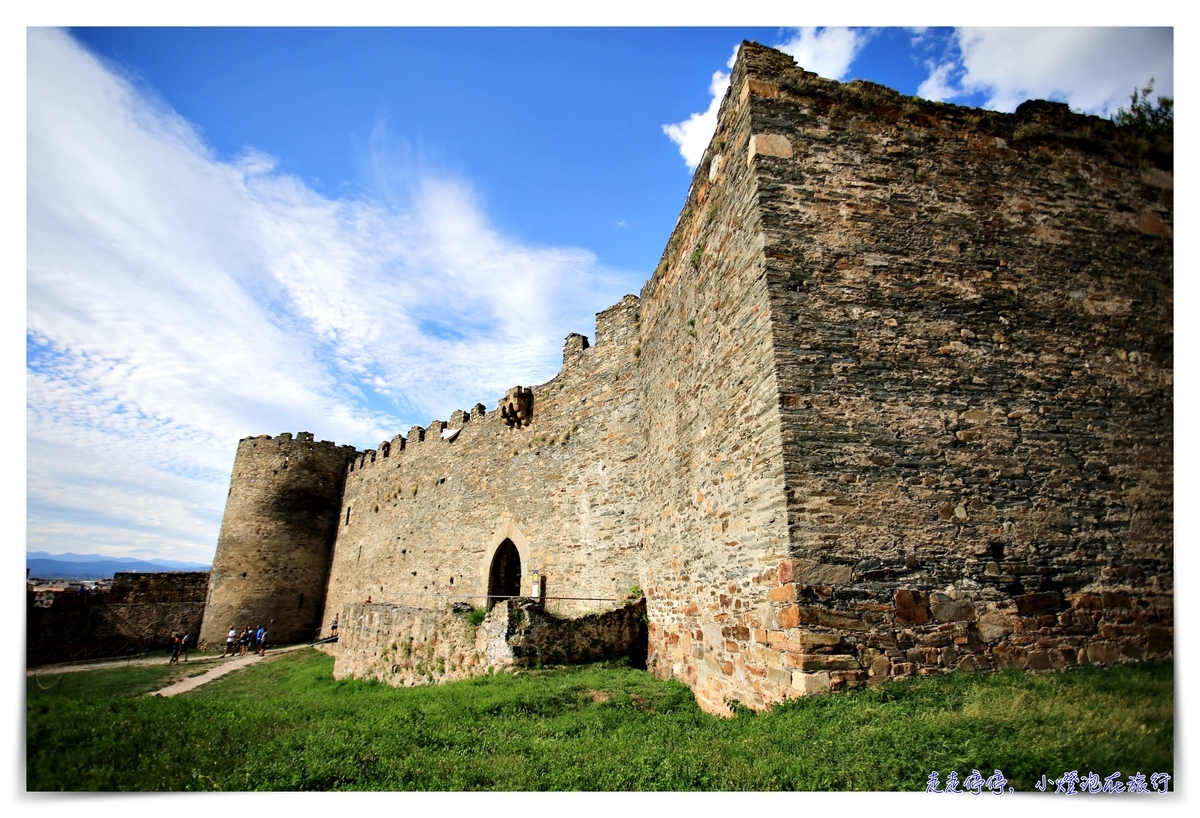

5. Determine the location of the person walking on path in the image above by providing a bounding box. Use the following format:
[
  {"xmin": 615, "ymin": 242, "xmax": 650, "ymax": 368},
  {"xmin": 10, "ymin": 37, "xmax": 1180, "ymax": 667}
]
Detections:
[
  {"xmin": 222, "ymin": 627, "xmax": 236, "ymax": 658},
  {"xmin": 239, "ymin": 627, "xmax": 250, "ymax": 657},
  {"xmin": 181, "ymin": 633, "xmax": 191, "ymax": 662},
  {"xmin": 257, "ymin": 627, "xmax": 268, "ymax": 656},
  {"xmin": 330, "ymin": 614, "xmax": 338, "ymax": 638},
  {"xmin": 168, "ymin": 633, "xmax": 181, "ymax": 665}
]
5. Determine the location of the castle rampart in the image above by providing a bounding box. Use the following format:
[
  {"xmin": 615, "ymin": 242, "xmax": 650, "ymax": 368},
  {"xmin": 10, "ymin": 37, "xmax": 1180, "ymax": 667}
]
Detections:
[
  {"xmin": 635, "ymin": 43, "xmax": 1172, "ymax": 707},
  {"xmin": 320, "ymin": 294, "xmax": 645, "ymax": 625},
  {"xmin": 28, "ymin": 571, "xmax": 210, "ymax": 664},
  {"xmin": 201, "ymin": 42, "xmax": 1171, "ymax": 716}
]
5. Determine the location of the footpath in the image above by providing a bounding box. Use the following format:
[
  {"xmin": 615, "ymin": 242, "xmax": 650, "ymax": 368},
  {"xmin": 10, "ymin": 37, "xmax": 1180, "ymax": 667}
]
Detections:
[
  {"xmin": 148, "ymin": 644, "xmax": 309, "ymax": 697},
  {"xmin": 29, "ymin": 651, "xmax": 227, "ymax": 676},
  {"xmin": 27, "ymin": 643, "xmax": 312, "ymax": 697}
]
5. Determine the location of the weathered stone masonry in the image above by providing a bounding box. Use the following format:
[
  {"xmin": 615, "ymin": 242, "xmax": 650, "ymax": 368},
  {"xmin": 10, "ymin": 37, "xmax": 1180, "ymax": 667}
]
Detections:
[
  {"xmin": 320, "ymin": 294, "xmax": 645, "ymax": 624},
  {"xmin": 29, "ymin": 571, "xmax": 210, "ymax": 663},
  {"xmin": 334, "ymin": 599, "xmax": 647, "ymax": 686},
  {"xmin": 200, "ymin": 433, "xmax": 357, "ymax": 647},
  {"xmin": 732, "ymin": 45, "xmax": 1173, "ymax": 698},
  {"xmin": 201, "ymin": 42, "xmax": 1172, "ymax": 715}
]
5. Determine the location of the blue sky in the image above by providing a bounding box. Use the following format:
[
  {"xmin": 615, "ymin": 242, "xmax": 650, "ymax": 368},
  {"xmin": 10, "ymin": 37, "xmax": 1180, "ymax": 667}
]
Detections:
[{"xmin": 25, "ymin": 25, "xmax": 1176, "ymax": 563}]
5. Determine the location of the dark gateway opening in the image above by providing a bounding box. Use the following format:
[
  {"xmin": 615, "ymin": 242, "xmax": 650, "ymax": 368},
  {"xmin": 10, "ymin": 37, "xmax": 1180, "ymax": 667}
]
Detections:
[{"xmin": 487, "ymin": 539, "xmax": 521, "ymax": 609}]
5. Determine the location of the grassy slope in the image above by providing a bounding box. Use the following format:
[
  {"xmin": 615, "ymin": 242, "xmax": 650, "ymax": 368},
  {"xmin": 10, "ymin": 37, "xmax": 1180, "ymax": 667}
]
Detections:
[{"xmin": 26, "ymin": 649, "xmax": 1173, "ymax": 791}]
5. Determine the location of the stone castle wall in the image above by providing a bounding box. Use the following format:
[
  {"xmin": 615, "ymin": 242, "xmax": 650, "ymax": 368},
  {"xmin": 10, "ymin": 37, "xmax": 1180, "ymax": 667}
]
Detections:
[
  {"xmin": 28, "ymin": 572, "xmax": 209, "ymax": 663},
  {"xmin": 199, "ymin": 433, "xmax": 358, "ymax": 646},
  {"xmin": 333, "ymin": 599, "xmax": 647, "ymax": 687},
  {"xmin": 201, "ymin": 41, "xmax": 1171, "ymax": 715},
  {"xmin": 333, "ymin": 602, "xmax": 504, "ymax": 686},
  {"xmin": 321, "ymin": 296, "xmax": 644, "ymax": 628},
  {"xmin": 634, "ymin": 47, "xmax": 795, "ymax": 714},
  {"xmin": 682, "ymin": 44, "xmax": 1173, "ymax": 698}
]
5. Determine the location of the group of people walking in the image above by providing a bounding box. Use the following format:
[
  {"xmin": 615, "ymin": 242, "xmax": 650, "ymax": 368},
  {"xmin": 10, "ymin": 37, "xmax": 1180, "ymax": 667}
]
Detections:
[
  {"xmin": 221, "ymin": 625, "xmax": 268, "ymax": 658},
  {"xmin": 167, "ymin": 632, "xmax": 191, "ymax": 664},
  {"xmin": 163, "ymin": 625, "xmax": 271, "ymax": 663}
]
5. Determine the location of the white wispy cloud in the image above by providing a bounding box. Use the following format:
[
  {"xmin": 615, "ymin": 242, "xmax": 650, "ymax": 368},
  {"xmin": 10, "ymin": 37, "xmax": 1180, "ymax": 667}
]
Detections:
[
  {"xmin": 27, "ymin": 28, "xmax": 637, "ymax": 562},
  {"xmin": 663, "ymin": 28, "xmax": 868, "ymax": 170},
  {"xmin": 919, "ymin": 28, "xmax": 1174, "ymax": 116}
]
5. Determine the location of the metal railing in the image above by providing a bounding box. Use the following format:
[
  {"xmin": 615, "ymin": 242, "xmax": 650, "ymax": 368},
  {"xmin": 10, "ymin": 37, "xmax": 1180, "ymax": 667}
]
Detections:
[
  {"xmin": 356, "ymin": 591, "xmax": 622, "ymax": 606},
  {"xmin": 308, "ymin": 592, "xmax": 635, "ymax": 641}
]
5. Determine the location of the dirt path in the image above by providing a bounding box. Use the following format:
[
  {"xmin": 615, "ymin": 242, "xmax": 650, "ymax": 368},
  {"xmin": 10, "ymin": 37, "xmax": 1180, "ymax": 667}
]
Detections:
[
  {"xmin": 28, "ymin": 651, "xmax": 229, "ymax": 676},
  {"xmin": 148, "ymin": 644, "xmax": 309, "ymax": 697},
  {"xmin": 27, "ymin": 644, "xmax": 314, "ymax": 696}
]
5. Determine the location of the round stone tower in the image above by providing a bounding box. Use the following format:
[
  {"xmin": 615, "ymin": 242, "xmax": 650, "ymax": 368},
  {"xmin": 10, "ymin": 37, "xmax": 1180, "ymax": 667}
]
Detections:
[{"xmin": 199, "ymin": 432, "xmax": 358, "ymax": 647}]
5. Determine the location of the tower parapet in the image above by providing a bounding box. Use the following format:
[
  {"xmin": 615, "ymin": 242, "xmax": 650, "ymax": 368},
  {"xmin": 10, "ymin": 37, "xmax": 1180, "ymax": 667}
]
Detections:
[{"xmin": 199, "ymin": 433, "xmax": 358, "ymax": 646}]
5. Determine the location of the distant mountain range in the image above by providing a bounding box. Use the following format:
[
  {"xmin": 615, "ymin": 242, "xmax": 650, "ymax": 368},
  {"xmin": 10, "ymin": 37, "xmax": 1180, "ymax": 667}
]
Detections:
[{"xmin": 27, "ymin": 551, "xmax": 211, "ymax": 581}]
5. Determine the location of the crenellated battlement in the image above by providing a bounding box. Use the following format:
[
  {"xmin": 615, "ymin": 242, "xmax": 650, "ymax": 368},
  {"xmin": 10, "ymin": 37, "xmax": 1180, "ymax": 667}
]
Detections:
[
  {"xmin": 240, "ymin": 431, "xmax": 358, "ymax": 457},
  {"xmin": 347, "ymin": 406, "xmax": 483, "ymax": 476},
  {"xmin": 344, "ymin": 295, "xmax": 642, "ymax": 478}
]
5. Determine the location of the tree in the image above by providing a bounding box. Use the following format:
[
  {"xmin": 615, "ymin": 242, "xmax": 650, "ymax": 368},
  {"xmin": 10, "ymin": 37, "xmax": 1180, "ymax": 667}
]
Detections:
[{"xmin": 1113, "ymin": 79, "xmax": 1173, "ymax": 134}]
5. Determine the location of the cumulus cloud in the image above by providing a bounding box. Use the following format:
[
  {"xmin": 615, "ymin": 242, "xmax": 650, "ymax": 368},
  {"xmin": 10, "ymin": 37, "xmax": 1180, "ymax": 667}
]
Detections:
[
  {"xmin": 919, "ymin": 28, "xmax": 1174, "ymax": 116},
  {"xmin": 662, "ymin": 48, "xmax": 737, "ymax": 171},
  {"xmin": 916, "ymin": 62, "xmax": 958, "ymax": 103},
  {"xmin": 27, "ymin": 28, "xmax": 636, "ymax": 561},
  {"xmin": 663, "ymin": 28, "xmax": 868, "ymax": 170},
  {"xmin": 775, "ymin": 26, "xmax": 868, "ymax": 81}
]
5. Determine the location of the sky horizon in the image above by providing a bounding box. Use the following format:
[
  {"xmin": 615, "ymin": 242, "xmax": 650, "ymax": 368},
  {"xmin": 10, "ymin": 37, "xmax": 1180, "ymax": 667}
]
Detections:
[{"xmin": 26, "ymin": 26, "xmax": 1176, "ymax": 563}]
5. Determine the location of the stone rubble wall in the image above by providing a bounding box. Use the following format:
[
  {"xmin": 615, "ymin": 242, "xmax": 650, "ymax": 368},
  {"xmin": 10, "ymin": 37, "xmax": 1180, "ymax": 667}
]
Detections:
[
  {"xmin": 27, "ymin": 572, "xmax": 210, "ymax": 662},
  {"xmin": 332, "ymin": 601, "xmax": 504, "ymax": 686},
  {"xmin": 321, "ymin": 296, "xmax": 645, "ymax": 632},
  {"xmin": 332, "ymin": 598, "xmax": 647, "ymax": 687},
  {"xmin": 634, "ymin": 46, "xmax": 796, "ymax": 715},
  {"xmin": 729, "ymin": 44, "xmax": 1173, "ymax": 697},
  {"xmin": 507, "ymin": 598, "xmax": 647, "ymax": 666}
]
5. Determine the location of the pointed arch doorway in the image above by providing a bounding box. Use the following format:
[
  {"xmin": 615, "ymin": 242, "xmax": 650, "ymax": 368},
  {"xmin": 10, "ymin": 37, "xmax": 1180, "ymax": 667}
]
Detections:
[{"xmin": 487, "ymin": 538, "xmax": 522, "ymax": 609}]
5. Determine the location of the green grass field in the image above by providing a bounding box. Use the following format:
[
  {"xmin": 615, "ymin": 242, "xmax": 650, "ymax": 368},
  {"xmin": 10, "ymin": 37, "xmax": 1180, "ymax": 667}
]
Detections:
[{"xmin": 26, "ymin": 649, "xmax": 1173, "ymax": 791}]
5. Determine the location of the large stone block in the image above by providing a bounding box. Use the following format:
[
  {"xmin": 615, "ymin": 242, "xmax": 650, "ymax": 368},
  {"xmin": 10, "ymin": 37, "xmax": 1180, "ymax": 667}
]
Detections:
[
  {"xmin": 894, "ymin": 589, "xmax": 931, "ymax": 625},
  {"xmin": 791, "ymin": 670, "xmax": 831, "ymax": 696},
  {"xmin": 792, "ymin": 654, "xmax": 861, "ymax": 672},
  {"xmin": 748, "ymin": 133, "xmax": 793, "ymax": 162},
  {"xmin": 930, "ymin": 594, "xmax": 977, "ymax": 623},
  {"xmin": 975, "ymin": 612, "xmax": 1018, "ymax": 642}
]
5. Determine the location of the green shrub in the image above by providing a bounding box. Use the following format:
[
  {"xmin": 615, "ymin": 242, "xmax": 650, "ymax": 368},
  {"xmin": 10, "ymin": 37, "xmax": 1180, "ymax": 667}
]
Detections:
[{"xmin": 1113, "ymin": 79, "xmax": 1173, "ymax": 134}]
